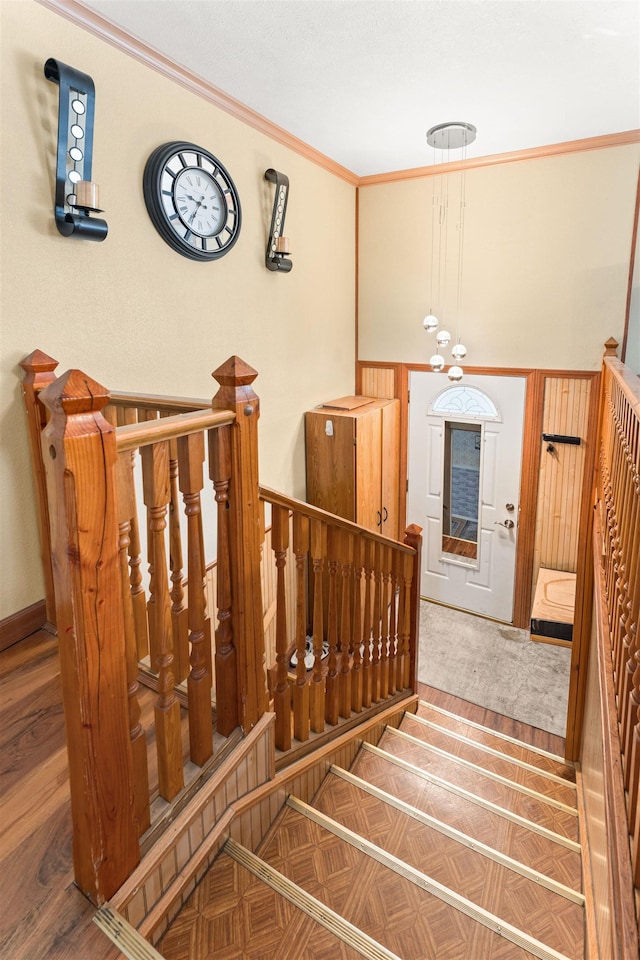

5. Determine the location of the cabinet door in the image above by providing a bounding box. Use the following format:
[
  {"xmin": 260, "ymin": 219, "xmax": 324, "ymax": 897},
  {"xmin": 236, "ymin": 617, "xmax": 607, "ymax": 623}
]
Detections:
[
  {"xmin": 381, "ymin": 400, "xmax": 400, "ymax": 539},
  {"xmin": 305, "ymin": 410, "xmax": 356, "ymax": 520},
  {"xmin": 354, "ymin": 407, "xmax": 383, "ymax": 532}
]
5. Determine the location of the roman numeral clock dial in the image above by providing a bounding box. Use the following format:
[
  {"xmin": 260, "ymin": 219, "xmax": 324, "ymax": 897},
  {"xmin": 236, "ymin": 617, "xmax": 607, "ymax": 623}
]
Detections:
[{"xmin": 143, "ymin": 141, "xmax": 241, "ymax": 261}]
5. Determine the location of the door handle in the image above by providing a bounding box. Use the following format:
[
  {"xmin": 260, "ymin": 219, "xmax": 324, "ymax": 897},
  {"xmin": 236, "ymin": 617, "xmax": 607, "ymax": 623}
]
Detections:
[
  {"xmin": 376, "ymin": 510, "xmax": 382, "ymax": 526},
  {"xmin": 382, "ymin": 506, "xmax": 388, "ymax": 522},
  {"xmin": 495, "ymin": 519, "xmax": 515, "ymax": 529}
]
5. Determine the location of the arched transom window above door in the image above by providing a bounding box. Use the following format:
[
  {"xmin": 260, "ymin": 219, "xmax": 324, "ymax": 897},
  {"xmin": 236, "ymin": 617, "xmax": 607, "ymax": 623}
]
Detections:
[{"xmin": 428, "ymin": 384, "xmax": 501, "ymax": 421}]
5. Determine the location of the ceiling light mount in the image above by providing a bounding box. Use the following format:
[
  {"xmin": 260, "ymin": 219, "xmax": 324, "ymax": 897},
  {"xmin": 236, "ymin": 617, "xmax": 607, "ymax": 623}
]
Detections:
[{"xmin": 426, "ymin": 121, "xmax": 476, "ymax": 151}]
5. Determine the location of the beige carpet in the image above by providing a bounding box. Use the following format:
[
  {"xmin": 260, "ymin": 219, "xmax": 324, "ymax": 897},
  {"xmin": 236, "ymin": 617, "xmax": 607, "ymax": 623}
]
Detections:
[{"xmin": 417, "ymin": 601, "xmax": 572, "ymax": 737}]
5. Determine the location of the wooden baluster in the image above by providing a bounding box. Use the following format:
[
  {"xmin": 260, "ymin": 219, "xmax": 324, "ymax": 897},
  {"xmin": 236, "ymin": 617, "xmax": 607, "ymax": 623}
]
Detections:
[
  {"xmin": 121, "ymin": 409, "xmax": 149, "ymax": 661},
  {"xmin": 339, "ymin": 531, "xmax": 353, "ymax": 720},
  {"xmin": 396, "ymin": 550, "xmax": 407, "ymax": 692},
  {"xmin": 388, "ymin": 552, "xmax": 399, "ymax": 696},
  {"xmin": 380, "ymin": 545, "xmax": 391, "ymax": 701},
  {"xmin": 325, "ymin": 527, "xmax": 340, "ymax": 725},
  {"xmin": 141, "ymin": 440, "xmax": 184, "ymax": 801},
  {"xmin": 272, "ymin": 505, "xmax": 292, "ymax": 750},
  {"xmin": 611, "ymin": 396, "xmax": 629, "ymax": 689},
  {"xmin": 40, "ymin": 369, "xmax": 139, "ymax": 903},
  {"xmin": 116, "ymin": 453, "xmax": 151, "ymax": 835},
  {"xmin": 361, "ymin": 539, "xmax": 374, "ymax": 708},
  {"xmin": 350, "ymin": 538, "xmax": 364, "ymax": 714},
  {"xmin": 404, "ymin": 524, "xmax": 423, "ymax": 691},
  {"xmin": 309, "ymin": 519, "xmax": 326, "ymax": 733},
  {"xmin": 371, "ymin": 542, "xmax": 383, "ymax": 703},
  {"xmin": 212, "ymin": 357, "xmax": 267, "ymax": 732},
  {"xmin": 209, "ymin": 425, "xmax": 238, "ymax": 736},
  {"xmin": 143, "ymin": 411, "xmax": 160, "ymax": 671},
  {"xmin": 19, "ymin": 349, "xmax": 59, "ymax": 627},
  {"xmin": 168, "ymin": 436, "xmax": 189, "ymax": 684},
  {"xmin": 293, "ymin": 513, "xmax": 310, "ymax": 742},
  {"xmin": 176, "ymin": 432, "xmax": 213, "ymax": 766}
]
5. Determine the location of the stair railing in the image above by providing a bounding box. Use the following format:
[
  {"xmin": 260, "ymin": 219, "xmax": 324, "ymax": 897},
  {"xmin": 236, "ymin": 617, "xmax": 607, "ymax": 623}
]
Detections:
[
  {"xmin": 20, "ymin": 348, "xmax": 421, "ymax": 904},
  {"xmin": 581, "ymin": 338, "xmax": 640, "ymax": 956},
  {"xmin": 31, "ymin": 355, "xmax": 268, "ymax": 904},
  {"xmin": 259, "ymin": 486, "xmax": 422, "ymax": 756}
]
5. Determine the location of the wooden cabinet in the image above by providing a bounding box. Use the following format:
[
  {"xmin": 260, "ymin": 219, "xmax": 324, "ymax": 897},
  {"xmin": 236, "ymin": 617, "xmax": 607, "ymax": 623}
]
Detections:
[{"xmin": 305, "ymin": 396, "xmax": 400, "ymax": 540}]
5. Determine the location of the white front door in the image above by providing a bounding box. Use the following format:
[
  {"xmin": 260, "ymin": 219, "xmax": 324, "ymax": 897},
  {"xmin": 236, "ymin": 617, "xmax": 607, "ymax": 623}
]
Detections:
[{"xmin": 407, "ymin": 372, "xmax": 526, "ymax": 622}]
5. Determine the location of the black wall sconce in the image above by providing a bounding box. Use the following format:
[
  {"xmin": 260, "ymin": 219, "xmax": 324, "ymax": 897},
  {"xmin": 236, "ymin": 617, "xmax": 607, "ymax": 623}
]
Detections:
[
  {"xmin": 45, "ymin": 58, "xmax": 107, "ymax": 241},
  {"xmin": 265, "ymin": 168, "xmax": 292, "ymax": 272}
]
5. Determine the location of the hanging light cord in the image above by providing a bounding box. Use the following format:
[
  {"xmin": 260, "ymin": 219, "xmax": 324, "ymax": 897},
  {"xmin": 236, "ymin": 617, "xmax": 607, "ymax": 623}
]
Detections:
[{"xmin": 455, "ymin": 138, "xmax": 468, "ymax": 346}]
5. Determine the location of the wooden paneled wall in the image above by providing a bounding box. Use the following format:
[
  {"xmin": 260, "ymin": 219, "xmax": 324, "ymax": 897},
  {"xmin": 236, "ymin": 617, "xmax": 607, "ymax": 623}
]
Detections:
[
  {"xmin": 358, "ymin": 364, "xmax": 398, "ymax": 400},
  {"xmin": 532, "ymin": 377, "xmax": 592, "ymax": 588}
]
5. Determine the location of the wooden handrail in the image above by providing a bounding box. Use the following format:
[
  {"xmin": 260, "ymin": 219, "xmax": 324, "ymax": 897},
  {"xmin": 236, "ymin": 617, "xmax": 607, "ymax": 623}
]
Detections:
[
  {"xmin": 116, "ymin": 407, "xmax": 236, "ymax": 451},
  {"xmin": 259, "ymin": 485, "xmax": 415, "ymax": 555},
  {"xmin": 110, "ymin": 390, "xmax": 210, "ymax": 412}
]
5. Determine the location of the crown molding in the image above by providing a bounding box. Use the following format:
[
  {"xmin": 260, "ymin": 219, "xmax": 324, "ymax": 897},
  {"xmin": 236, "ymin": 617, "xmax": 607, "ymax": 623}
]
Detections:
[
  {"xmin": 37, "ymin": 0, "xmax": 640, "ymax": 190},
  {"xmin": 358, "ymin": 130, "xmax": 640, "ymax": 186},
  {"xmin": 36, "ymin": 0, "xmax": 360, "ymax": 186}
]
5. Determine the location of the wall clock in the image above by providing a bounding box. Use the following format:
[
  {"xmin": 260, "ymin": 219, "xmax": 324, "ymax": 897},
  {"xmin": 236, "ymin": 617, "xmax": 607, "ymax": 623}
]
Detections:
[{"xmin": 143, "ymin": 141, "xmax": 241, "ymax": 261}]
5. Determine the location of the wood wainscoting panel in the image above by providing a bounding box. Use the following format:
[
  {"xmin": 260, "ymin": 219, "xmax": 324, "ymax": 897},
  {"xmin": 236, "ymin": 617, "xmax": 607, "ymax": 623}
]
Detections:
[
  {"xmin": 532, "ymin": 376, "xmax": 592, "ymax": 592},
  {"xmin": 357, "ymin": 363, "xmax": 398, "ymax": 400}
]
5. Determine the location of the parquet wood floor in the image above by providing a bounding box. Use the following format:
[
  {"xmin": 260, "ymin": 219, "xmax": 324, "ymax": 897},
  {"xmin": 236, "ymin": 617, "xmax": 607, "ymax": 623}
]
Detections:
[
  {"xmin": 259, "ymin": 806, "xmax": 537, "ymax": 960},
  {"xmin": 158, "ymin": 853, "xmax": 364, "ymax": 960},
  {"xmin": 312, "ymin": 772, "xmax": 583, "ymax": 957},
  {"xmin": 349, "ymin": 745, "xmax": 582, "ymax": 891},
  {"xmin": 377, "ymin": 728, "xmax": 579, "ymax": 841}
]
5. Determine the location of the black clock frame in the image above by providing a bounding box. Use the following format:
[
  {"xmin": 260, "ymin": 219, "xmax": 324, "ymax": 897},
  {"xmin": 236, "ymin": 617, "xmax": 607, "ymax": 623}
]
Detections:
[{"xmin": 143, "ymin": 141, "xmax": 241, "ymax": 262}]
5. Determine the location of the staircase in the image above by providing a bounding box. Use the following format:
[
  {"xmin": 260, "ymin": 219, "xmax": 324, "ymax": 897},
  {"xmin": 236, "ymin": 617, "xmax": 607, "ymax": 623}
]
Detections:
[{"xmin": 156, "ymin": 700, "xmax": 583, "ymax": 960}]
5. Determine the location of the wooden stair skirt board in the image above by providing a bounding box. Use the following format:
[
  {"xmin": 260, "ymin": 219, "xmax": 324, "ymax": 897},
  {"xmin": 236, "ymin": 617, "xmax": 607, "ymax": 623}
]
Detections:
[
  {"xmin": 157, "ymin": 699, "xmax": 584, "ymax": 960},
  {"xmin": 530, "ymin": 568, "xmax": 577, "ymax": 646}
]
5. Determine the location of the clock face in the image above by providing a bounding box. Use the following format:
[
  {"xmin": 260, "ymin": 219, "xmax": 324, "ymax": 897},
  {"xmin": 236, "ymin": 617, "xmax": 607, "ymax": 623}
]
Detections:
[{"xmin": 143, "ymin": 142, "xmax": 241, "ymax": 261}]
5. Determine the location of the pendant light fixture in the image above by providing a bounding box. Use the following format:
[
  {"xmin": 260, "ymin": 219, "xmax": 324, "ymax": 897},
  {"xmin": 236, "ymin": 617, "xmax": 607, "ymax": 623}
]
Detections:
[{"xmin": 423, "ymin": 121, "xmax": 476, "ymax": 380}]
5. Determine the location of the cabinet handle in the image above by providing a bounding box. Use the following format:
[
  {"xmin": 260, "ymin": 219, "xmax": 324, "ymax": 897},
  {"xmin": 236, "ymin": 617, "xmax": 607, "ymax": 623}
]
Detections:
[
  {"xmin": 382, "ymin": 506, "xmax": 388, "ymax": 522},
  {"xmin": 376, "ymin": 510, "xmax": 382, "ymax": 527}
]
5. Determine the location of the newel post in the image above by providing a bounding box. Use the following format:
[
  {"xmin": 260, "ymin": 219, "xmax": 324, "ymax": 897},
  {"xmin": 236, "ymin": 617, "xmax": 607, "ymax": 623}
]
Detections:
[
  {"xmin": 39, "ymin": 370, "xmax": 139, "ymax": 904},
  {"xmin": 403, "ymin": 524, "xmax": 423, "ymax": 692},
  {"xmin": 19, "ymin": 349, "xmax": 59, "ymax": 628},
  {"xmin": 212, "ymin": 357, "xmax": 268, "ymax": 732}
]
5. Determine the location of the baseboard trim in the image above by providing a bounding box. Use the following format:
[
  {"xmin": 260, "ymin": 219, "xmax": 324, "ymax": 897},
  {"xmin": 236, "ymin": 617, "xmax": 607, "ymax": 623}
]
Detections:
[{"xmin": 0, "ymin": 600, "xmax": 50, "ymax": 652}]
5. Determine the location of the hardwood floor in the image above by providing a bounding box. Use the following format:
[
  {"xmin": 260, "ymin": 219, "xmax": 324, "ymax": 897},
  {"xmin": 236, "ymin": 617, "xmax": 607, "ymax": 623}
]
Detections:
[{"xmin": 0, "ymin": 632, "xmax": 569, "ymax": 959}]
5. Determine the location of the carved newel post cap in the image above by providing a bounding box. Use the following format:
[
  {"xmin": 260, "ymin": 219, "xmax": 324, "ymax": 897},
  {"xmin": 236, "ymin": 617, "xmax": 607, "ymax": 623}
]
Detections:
[
  {"xmin": 39, "ymin": 368, "xmax": 111, "ymax": 417},
  {"xmin": 603, "ymin": 337, "xmax": 619, "ymax": 358},
  {"xmin": 212, "ymin": 356, "xmax": 258, "ymax": 389},
  {"xmin": 19, "ymin": 349, "xmax": 59, "ymax": 378}
]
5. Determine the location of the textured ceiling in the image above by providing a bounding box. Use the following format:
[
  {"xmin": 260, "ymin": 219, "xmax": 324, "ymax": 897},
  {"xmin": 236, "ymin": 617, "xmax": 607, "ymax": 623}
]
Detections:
[{"xmin": 82, "ymin": 0, "xmax": 640, "ymax": 176}]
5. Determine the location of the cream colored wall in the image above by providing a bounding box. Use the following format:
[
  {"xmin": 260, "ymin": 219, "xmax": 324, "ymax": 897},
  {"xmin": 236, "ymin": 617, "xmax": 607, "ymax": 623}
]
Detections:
[
  {"xmin": 358, "ymin": 146, "xmax": 640, "ymax": 369},
  {"xmin": 0, "ymin": 1, "xmax": 356, "ymax": 619}
]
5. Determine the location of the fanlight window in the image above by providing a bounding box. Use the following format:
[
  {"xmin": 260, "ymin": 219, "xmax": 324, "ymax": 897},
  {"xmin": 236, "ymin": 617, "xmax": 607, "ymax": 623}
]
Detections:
[{"xmin": 429, "ymin": 385, "xmax": 500, "ymax": 421}]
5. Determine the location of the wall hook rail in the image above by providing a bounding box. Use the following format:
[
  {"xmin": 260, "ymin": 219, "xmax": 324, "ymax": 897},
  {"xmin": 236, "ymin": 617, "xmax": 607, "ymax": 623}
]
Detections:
[{"xmin": 264, "ymin": 168, "xmax": 292, "ymax": 272}]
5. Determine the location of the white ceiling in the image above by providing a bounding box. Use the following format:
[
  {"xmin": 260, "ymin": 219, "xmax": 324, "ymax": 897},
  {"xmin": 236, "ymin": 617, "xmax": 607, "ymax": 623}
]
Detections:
[{"xmin": 82, "ymin": 0, "xmax": 640, "ymax": 176}]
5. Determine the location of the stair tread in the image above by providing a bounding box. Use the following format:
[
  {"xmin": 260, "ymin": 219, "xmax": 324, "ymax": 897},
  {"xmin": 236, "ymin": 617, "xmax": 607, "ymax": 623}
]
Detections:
[
  {"xmin": 399, "ymin": 716, "xmax": 578, "ymax": 808},
  {"xmin": 259, "ymin": 804, "xmax": 567, "ymax": 960},
  {"xmin": 350, "ymin": 746, "xmax": 582, "ymax": 890},
  {"xmin": 311, "ymin": 772, "xmax": 584, "ymax": 957},
  {"xmin": 157, "ymin": 850, "xmax": 365, "ymax": 960},
  {"xmin": 416, "ymin": 701, "xmax": 575, "ymax": 781},
  {"xmin": 377, "ymin": 730, "xmax": 579, "ymax": 842}
]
